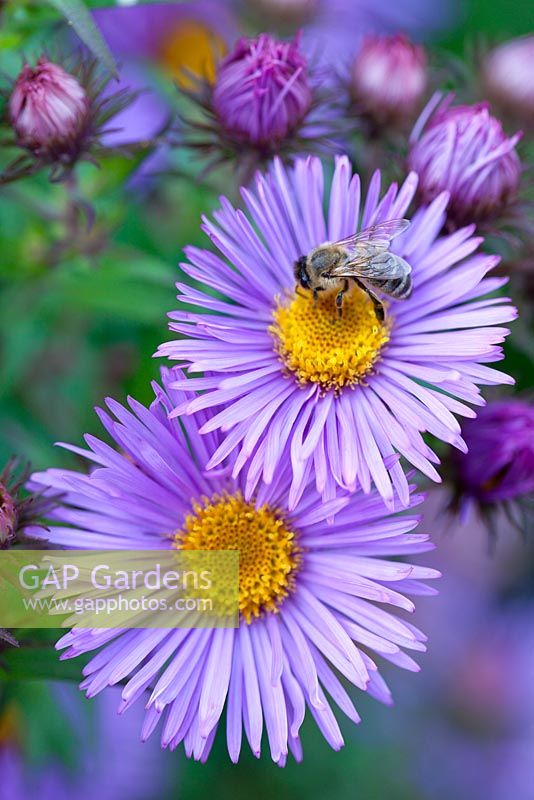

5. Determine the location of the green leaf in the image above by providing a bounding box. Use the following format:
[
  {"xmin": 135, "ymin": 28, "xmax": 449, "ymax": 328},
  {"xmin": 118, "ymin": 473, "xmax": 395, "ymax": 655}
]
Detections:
[
  {"xmin": 46, "ymin": 0, "xmax": 118, "ymax": 77},
  {"xmin": 0, "ymin": 642, "xmax": 89, "ymax": 683}
]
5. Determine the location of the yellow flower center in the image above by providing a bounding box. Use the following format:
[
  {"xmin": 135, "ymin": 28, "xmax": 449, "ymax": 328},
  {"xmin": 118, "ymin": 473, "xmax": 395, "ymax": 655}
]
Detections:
[
  {"xmin": 174, "ymin": 493, "xmax": 301, "ymax": 624},
  {"xmin": 271, "ymin": 285, "xmax": 390, "ymax": 391},
  {"xmin": 158, "ymin": 19, "xmax": 226, "ymax": 88}
]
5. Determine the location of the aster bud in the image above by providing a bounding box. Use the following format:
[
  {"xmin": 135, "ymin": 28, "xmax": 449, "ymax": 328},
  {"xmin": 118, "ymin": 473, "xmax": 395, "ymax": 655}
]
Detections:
[
  {"xmin": 9, "ymin": 58, "xmax": 89, "ymax": 160},
  {"xmin": 482, "ymin": 36, "xmax": 534, "ymax": 128},
  {"xmin": 450, "ymin": 400, "xmax": 534, "ymax": 536},
  {"xmin": 0, "ymin": 459, "xmax": 58, "ymax": 548},
  {"xmin": 212, "ymin": 33, "xmax": 312, "ymax": 151},
  {"xmin": 350, "ymin": 34, "xmax": 427, "ymax": 127},
  {"xmin": 408, "ymin": 99, "xmax": 522, "ymax": 225}
]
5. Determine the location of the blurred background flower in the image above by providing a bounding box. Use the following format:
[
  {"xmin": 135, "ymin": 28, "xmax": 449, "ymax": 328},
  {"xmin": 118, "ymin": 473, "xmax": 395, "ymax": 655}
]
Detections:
[
  {"xmin": 0, "ymin": 683, "xmax": 173, "ymax": 800},
  {"xmin": 482, "ymin": 35, "xmax": 534, "ymax": 129},
  {"xmin": 92, "ymin": 0, "xmax": 237, "ymax": 146},
  {"xmin": 349, "ymin": 34, "xmax": 428, "ymax": 129},
  {"xmin": 389, "ymin": 491, "xmax": 534, "ymax": 800}
]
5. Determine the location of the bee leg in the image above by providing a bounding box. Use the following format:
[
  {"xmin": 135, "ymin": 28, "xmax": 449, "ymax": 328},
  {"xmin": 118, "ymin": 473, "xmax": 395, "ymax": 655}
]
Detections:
[
  {"xmin": 354, "ymin": 279, "xmax": 385, "ymax": 323},
  {"xmin": 369, "ymin": 293, "xmax": 385, "ymax": 323},
  {"xmin": 335, "ymin": 279, "xmax": 349, "ymax": 318}
]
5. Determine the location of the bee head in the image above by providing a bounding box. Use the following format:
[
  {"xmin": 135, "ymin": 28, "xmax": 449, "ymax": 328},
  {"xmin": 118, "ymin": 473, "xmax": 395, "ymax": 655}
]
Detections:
[{"xmin": 294, "ymin": 256, "xmax": 310, "ymax": 289}]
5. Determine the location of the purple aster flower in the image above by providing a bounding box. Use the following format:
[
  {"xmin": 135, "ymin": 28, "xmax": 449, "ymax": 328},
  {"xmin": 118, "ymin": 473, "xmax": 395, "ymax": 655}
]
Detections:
[
  {"xmin": 157, "ymin": 155, "xmax": 516, "ymax": 509},
  {"xmin": 30, "ymin": 368, "xmax": 438, "ymax": 763},
  {"xmin": 482, "ymin": 36, "xmax": 534, "ymax": 129},
  {"xmin": 0, "ymin": 685, "xmax": 171, "ymax": 800},
  {"xmin": 448, "ymin": 399, "xmax": 534, "ymax": 535},
  {"xmin": 349, "ymin": 34, "xmax": 428, "ymax": 128},
  {"xmin": 408, "ymin": 97, "xmax": 523, "ymax": 226}
]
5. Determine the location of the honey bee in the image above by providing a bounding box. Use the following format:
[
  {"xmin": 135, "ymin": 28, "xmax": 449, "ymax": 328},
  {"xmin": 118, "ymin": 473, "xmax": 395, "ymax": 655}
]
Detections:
[{"xmin": 294, "ymin": 219, "xmax": 412, "ymax": 322}]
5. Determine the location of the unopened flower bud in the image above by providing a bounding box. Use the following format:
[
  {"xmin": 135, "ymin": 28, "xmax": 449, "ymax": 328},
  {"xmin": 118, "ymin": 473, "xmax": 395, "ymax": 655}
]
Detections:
[
  {"xmin": 408, "ymin": 100, "xmax": 522, "ymax": 225},
  {"xmin": 454, "ymin": 400, "xmax": 534, "ymax": 507},
  {"xmin": 483, "ymin": 36, "xmax": 534, "ymax": 127},
  {"xmin": 9, "ymin": 58, "xmax": 89, "ymax": 159},
  {"xmin": 0, "ymin": 459, "xmax": 59, "ymax": 548},
  {"xmin": 350, "ymin": 34, "xmax": 427, "ymax": 126},
  {"xmin": 212, "ymin": 33, "xmax": 312, "ymax": 150}
]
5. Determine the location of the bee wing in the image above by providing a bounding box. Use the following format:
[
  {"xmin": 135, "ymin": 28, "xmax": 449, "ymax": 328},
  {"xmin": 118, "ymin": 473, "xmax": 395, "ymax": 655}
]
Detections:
[
  {"xmin": 328, "ymin": 251, "xmax": 411, "ymax": 281},
  {"xmin": 334, "ymin": 219, "xmax": 410, "ymax": 251}
]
